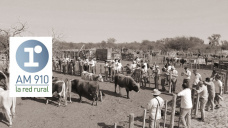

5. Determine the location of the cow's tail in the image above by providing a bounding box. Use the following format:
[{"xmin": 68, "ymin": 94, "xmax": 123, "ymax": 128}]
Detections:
[{"xmin": 11, "ymin": 97, "xmax": 16, "ymax": 118}]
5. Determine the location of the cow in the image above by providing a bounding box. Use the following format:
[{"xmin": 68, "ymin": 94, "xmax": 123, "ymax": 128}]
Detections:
[
  {"xmin": 65, "ymin": 78, "xmax": 103, "ymax": 106},
  {"xmin": 46, "ymin": 79, "xmax": 66, "ymax": 107},
  {"xmin": 81, "ymin": 71, "xmax": 103, "ymax": 82},
  {"xmin": 114, "ymin": 74, "xmax": 140, "ymax": 99},
  {"xmin": 0, "ymin": 90, "xmax": 16, "ymax": 127}
]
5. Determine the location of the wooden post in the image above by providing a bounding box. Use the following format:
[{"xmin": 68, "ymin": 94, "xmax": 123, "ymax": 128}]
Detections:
[
  {"xmin": 211, "ymin": 60, "xmax": 213, "ymax": 70},
  {"xmin": 169, "ymin": 73, "xmax": 172, "ymax": 93},
  {"xmin": 100, "ymin": 91, "xmax": 103, "ymax": 102},
  {"xmin": 142, "ymin": 109, "xmax": 147, "ymax": 128},
  {"xmin": 129, "ymin": 113, "xmax": 134, "ymax": 128},
  {"xmin": 105, "ymin": 67, "xmax": 108, "ymax": 81},
  {"xmin": 100, "ymin": 64, "xmax": 102, "ymax": 74},
  {"xmin": 163, "ymin": 100, "xmax": 167, "ymax": 128},
  {"xmin": 170, "ymin": 94, "xmax": 177, "ymax": 128},
  {"xmin": 191, "ymin": 90, "xmax": 195, "ymax": 118},
  {"xmin": 148, "ymin": 71, "xmax": 151, "ymax": 87},
  {"xmin": 195, "ymin": 93, "xmax": 200, "ymax": 116},
  {"xmin": 178, "ymin": 107, "xmax": 181, "ymax": 128},
  {"xmin": 114, "ymin": 123, "xmax": 117, "ymax": 128}
]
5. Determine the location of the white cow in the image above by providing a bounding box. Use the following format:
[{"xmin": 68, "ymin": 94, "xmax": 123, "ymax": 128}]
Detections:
[{"xmin": 0, "ymin": 90, "xmax": 16, "ymax": 127}]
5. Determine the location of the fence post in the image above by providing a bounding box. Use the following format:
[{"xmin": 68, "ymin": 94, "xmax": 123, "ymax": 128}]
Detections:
[
  {"xmin": 169, "ymin": 74, "xmax": 172, "ymax": 93},
  {"xmin": 163, "ymin": 100, "xmax": 167, "ymax": 128},
  {"xmin": 114, "ymin": 123, "xmax": 117, "ymax": 128},
  {"xmin": 170, "ymin": 94, "xmax": 177, "ymax": 128},
  {"xmin": 148, "ymin": 71, "xmax": 151, "ymax": 87},
  {"xmin": 142, "ymin": 109, "xmax": 147, "ymax": 128},
  {"xmin": 100, "ymin": 91, "xmax": 103, "ymax": 102},
  {"xmin": 129, "ymin": 113, "xmax": 134, "ymax": 128}
]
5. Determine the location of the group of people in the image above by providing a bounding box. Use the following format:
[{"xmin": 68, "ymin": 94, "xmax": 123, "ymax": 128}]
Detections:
[
  {"xmin": 146, "ymin": 65, "xmax": 223, "ymax": 128},
  {"xmin": 53, "ymin": 57, "xmax": 97, "ymax": 75}
]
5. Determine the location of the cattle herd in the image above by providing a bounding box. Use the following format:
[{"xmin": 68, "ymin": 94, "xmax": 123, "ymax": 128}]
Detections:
[{"xmin": 0, "ymin": 70, "xmax": 141, "ymax": 127}]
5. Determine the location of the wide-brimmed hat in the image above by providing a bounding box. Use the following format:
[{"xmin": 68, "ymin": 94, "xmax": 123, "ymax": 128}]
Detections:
[{"xmin": 151, "ymin": 89, "xmax": 161, "ymax": 96}]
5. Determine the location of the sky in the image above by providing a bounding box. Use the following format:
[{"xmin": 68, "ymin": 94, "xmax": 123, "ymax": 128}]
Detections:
[{"xmin": 0, "ymin": 0, "xmax": 228, "ymax": 43}]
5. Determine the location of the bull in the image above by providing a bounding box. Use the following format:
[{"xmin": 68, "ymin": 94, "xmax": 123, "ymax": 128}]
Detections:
[
  {"xmin": 65, "ymin": 78, "xmax": 103, "ymax": 106},
  {"xmin": 114, "ymin": 74, "xmax": 140, "ymax": 99}
]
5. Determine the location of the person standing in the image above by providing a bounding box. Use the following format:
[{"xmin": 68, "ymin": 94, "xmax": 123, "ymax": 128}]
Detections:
[
  {"xmin": 214, "ymin": 75, "xmax": 223, "ymax": 108},
  {"xmin": 153, "ymin": 65, "xmax": 160, "ymax": 89},
  {"xmin": 177, "ymin": 83, "xmax": 192, "ymax": 128},
  {"xmin": 192, "ymin": 69, "xmax": 202, "ymax": 88},
  {"xmin": 147, "ymin": 89, "xmax": 164, "ymax": 128},
  {"xmin": 160, "ymin": 67, "xmax": 168, "ymax": 91},
  {"xmin": 170, "ymin": 66, "xmax": 178, "ymax": 93},
  {"xmin": 203, "ymin": 77, "xmax": 215, "ymax": 112},
  {"xmin": 192, "ymin": 69, "xmax": 202, "ymax": 99},
  {"xmin": 182, "ymin": 67, "xmax": 191, "ymax": 87},
  {"xmin": 141, "ymin": 65, "xmax": 148, "ymax": 87},
  {"xmin": 117, "ymin": 59, "xmax": 122, "ymax": 73},
  {"xmin": 193, "ymin": 81, "xmax": 208, "ymax": 122},
  {"xmin": 59, "ymin": 58, "xmax": 62, "ymax": 72},
  {"xmin": 89, "ymin": 58, "xmax": 95, "ymax": 73}
]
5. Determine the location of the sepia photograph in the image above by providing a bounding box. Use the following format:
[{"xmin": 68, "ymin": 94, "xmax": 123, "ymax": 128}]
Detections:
[{"xmin": 0, "ymin": 0, "xmax": 228, "ymax": 128}]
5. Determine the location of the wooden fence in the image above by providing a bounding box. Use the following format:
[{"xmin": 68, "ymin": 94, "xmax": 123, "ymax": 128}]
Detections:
[{"xmin": 113, "ymin": 93, "xmax": 177, "ymax": 128}]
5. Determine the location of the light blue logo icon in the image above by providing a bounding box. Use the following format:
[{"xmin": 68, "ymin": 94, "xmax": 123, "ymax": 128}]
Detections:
[{"xmin": 16, "ymin": 40, "xmax": 49, "ymax": 73}]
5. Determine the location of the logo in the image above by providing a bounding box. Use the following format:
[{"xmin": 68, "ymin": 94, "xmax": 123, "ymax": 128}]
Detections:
[
  {"xmin": 10, "ymin": 37, "xmax": 52, "ymax": 97},
  {"xmin": 16, "ymin": 40, "xmax": 49, "ymax": 73}
]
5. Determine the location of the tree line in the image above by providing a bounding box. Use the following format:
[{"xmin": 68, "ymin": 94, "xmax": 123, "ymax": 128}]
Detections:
[{"xmin": 1, "ymin": 23, "xmax": 228, "ymax": 56}]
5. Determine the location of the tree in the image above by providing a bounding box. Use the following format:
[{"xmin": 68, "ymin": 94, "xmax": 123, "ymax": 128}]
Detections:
[
  {"xmin": 106, "ymin": 38, "xmax": 116, "ymax": 48},
  {"xmin": 221, "ymin": 40, "xmax": 228, "ymax": 50},
  {"xmin": 208, "ymin": 34, "xmax": 221, "ymax": 47},
  {"xmin": 0, "ymin": 22, "xmax": 27, "ymax": 60}
]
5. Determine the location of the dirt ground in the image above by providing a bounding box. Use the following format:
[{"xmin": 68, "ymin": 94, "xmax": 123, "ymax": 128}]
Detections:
[{"xmin": 0, "ymin": 65, "xmax": 228, "ymax": 128}]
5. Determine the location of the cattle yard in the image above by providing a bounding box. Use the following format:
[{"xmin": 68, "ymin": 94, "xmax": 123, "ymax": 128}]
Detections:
[{"xmin": 0, "ymin": 60, "xmax": 228, "ymax": 128}]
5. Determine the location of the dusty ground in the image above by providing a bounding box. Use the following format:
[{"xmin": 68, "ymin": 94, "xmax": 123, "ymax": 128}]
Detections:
[{"xmin": 0, "ymin": 64, "xmax": 227, "ymax": 128}]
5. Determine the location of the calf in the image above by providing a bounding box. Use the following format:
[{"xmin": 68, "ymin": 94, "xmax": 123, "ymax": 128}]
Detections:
[{"xmin": 46, "ymin": 80, "xmax": 66, "ymax": 107}]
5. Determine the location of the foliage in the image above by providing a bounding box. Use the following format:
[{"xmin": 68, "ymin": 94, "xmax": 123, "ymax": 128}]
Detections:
[{"xmin": 208, "ymin": 34, "xmax": 221, "ymax": 46}]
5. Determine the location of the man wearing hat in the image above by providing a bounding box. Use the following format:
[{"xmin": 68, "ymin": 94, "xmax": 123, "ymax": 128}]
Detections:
[
  {"xmin": 147, "ymin": 89, "xmax": 164, "ymax": 128},
  {"xmin": 193, "ymin": 81, "xmax": 208, "ymax": 122}
]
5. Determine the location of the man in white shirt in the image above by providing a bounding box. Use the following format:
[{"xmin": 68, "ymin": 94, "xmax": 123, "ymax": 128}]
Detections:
[
  {"xmin": 170, "ymin": 66, "xmax": 178, "ymax": 93},
  {"xmin": 193, "ymin": 69, "xmax": 202, "ymax": 87},
  {"xmin": 182, "ymin": 67, "xmax": 191, "ymax": 87},
  {"xmin": 117, "ymin": 59, "xmax": 122, "ymax": 73},
  {"xmin": 89, "ymin": 58, "xmax": 95, "ymax": 73},
  {"xmin": 177, "ymin": 83, "xmax": 192, "ymax": 128},
  {"xmin": 192, "ymin": 69, "xmax": 202, "ymax": 100},
  {"xmin": 193, "ymin": 81, "xmax": 208, "ymax": 122},
  {"xmin": 147, "ymin": 89, "xmax": 164, "ymax": 128},
  {"xmin": 214, "ymin": 75, "xmax": 223, "ymax": 108}
]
